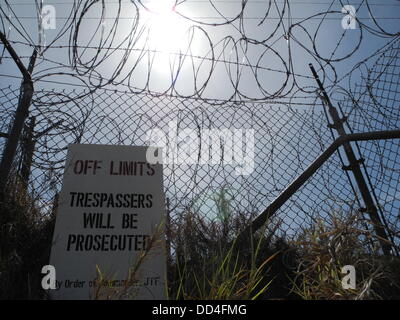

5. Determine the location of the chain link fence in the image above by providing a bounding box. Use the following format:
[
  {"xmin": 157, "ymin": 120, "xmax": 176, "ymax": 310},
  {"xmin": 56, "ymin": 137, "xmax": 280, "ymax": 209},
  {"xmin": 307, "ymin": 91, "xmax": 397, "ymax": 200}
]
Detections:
[{"xmin": 0, "ymin": 39, "xmax": 399, "ymax": 253}]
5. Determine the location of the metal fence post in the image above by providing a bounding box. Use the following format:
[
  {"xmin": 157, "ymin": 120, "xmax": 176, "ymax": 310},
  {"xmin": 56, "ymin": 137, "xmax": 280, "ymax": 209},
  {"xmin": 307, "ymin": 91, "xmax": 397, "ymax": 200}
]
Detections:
[
  {"xmin": 20, "ymin": 116, "xmax": 36, "ymax": 191},
  {"xmin": 309, "ymin": 63, "xmax": 393, "ymax": 256},
  {"xmin": 0, "ymin": 32, "xmax": 37, "ymax": 197}
]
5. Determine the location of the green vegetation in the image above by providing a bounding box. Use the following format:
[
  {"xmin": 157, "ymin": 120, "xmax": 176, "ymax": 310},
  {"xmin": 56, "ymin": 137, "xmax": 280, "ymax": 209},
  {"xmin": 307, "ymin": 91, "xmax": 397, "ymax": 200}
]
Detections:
[
  {"xmin": 1, "ymin": 186, "xmax": 399, "ymax": 300},
  {"xmin": 291, "ymin": 209, "xmax": 400, "ymax": 299},
  {"xmin": 0, "ymin": 186, "xmax": 55, "ymax": 299}
]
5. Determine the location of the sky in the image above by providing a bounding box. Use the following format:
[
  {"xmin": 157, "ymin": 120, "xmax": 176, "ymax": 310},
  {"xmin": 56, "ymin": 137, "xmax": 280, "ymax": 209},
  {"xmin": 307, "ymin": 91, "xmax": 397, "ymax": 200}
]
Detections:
[
  {"xmin": 0, "ymin": 0, "xmax": 398, "ymax": 100},
  {"xmin": 0, "ymin": 0, "xmax": 399, "ymax": 240}
]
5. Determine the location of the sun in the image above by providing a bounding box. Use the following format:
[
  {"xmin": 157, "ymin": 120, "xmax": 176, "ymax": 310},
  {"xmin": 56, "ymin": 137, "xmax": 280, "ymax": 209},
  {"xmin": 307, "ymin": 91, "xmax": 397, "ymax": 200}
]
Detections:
[
  {"xmin": 149, "ymin": 11, "xmax": 185, "ymax": 54},
  {"xmin": 143, "ymin": 1, "xmax": 194, "ymax": 73}
]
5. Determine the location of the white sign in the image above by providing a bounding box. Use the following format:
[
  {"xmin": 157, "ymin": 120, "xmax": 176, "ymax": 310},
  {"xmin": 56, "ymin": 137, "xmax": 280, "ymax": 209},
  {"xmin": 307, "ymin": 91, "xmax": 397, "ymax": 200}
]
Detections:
[{"xmin": 49, "ymin": 144, "xmax": 166, "ymax": 299}]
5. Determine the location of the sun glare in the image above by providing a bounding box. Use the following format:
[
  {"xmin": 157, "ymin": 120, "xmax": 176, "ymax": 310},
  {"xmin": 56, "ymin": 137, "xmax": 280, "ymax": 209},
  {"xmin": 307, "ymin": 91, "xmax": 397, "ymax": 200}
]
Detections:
[
  {"xmin": 149, "ymin": 12, "xmax": 185, "ymax": 54},
  {"xmin": 143, "ymin": 1, "xmax": 195, "ymax": 73}
]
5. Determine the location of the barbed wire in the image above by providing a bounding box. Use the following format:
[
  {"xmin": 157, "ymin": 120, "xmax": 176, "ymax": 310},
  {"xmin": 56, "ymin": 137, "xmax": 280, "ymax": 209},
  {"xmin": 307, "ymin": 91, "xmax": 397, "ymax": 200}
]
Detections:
[
  {"xmin": 0, "ymin": 0, "xmax": 398, "ymax": 103},
  {"xmin": 0, "ymin": 1, "xmax": 399, "ymax": 250}
]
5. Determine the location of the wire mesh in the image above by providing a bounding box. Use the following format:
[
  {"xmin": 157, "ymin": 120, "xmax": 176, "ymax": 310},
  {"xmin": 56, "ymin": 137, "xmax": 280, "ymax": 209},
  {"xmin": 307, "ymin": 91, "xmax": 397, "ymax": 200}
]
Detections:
[{"xmin": 0, "ymin": 37, "xmax": 398, "ymax": 252}]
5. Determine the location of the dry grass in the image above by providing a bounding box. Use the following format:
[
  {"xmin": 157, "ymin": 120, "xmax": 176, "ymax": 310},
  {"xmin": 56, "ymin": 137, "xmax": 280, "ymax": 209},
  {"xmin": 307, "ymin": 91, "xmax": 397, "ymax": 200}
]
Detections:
[
  {"xmin": 291, "ymin": 208, "xmax": 400, "ymax": 300},
  {"xmin": 167, "ymin": 206, "xmax": 297, "ymax": 300},
  {"xmin": 0, "ymin": 185, "xmax": 55, "ymax": 299},
  {"xmin": 90, "ymin": 223, "xmax": 165, "ymax": 300},
  {"xmin": 1, "ymin": 182, "xmax": 399, "ymax": 300}
]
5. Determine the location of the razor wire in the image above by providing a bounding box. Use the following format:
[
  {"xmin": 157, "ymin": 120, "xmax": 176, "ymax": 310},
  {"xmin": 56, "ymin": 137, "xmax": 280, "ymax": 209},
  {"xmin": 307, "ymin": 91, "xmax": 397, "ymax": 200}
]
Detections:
[
  {"xmin": 0, "ymin": 37, "xmax": 398, "ymax": 247},
  {"xmin": 0, "ymin": 0, "xmax": 399, "ymax": 102},
  {"xmin": 0, "ymin": 1, "xmax": 399, "ymax": 252}
]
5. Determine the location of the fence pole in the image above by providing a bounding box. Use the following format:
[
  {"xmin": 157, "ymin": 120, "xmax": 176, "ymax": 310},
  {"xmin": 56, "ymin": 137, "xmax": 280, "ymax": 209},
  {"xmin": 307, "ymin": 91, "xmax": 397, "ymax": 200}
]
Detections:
[
  {"xmin": 20, "ymin": 116, "xmax": 36, "ymax": 191},
  {"xmin": 0, "ymin": 31, "xmax": 37, "ymax": 197},
  {"xmin": 165, "ymin": 197, "xmax": 173, "ymax": 292},
  {"xmin": 234, "ymin": 130, "xmax": 400, "ymax": 251},
  {"xmin": 309, "ymin": 63, "xmax": 393, "ymax": 256}
]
